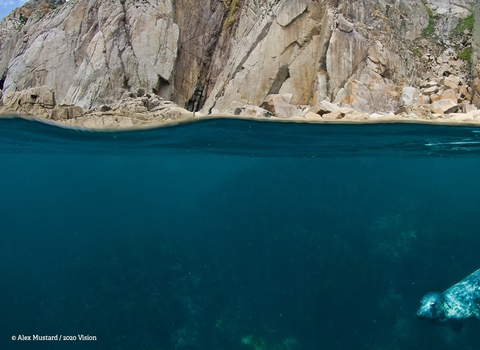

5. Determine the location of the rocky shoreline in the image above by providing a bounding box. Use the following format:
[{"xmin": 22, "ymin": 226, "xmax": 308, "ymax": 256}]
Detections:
[
  {"xmin": 2, "ymin": 0, "xmax": 480, "ymax": 131},
  {"xmin": 2, "ymin": 78, "xmax": 480, "ymax": 130}
]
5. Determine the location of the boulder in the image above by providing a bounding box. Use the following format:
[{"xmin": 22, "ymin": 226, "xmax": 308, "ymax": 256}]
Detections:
[
  {"xmin": 473, "ymin": 78, "xmax": 480, "ymax": 108},
  {"xmin": 321, "ymin": 111, "xmax": 343, "ymax": 120},
  {"xmin": 423, "ymin": 86, "xmax": 439, "ymax": 95},
  {"xmin": 422, "ymin": 80, "xmax": 440, "ymax": 88},
  {"xmin": 430, "ymin": 89, "xmax": 458, "ymax": 103},
  {"xmin": 462, "ymin": 102, "xmax": 478, "ymax": 113},
  {"xmin": 400, "ymin": 87, "xmax": 420, "ymax": 106},
  {"xmin": 276, "ymin": 0, "xmax": 309, "ymax": 27},
  {"xmin": 338, "ymin": 107, "xmax": 356, "ymax": 115},
  {"xmin": 394, "ymin": 106, "xmax": 412, "ymax": 115},
  {"xmin": 431, "ymin": 99, "xmax": 461, "ymax": 115},
  {"xmin": 261, "ymin": 94, "xmax": 302, "ymax": 118},
  {"xmin": 304, "ymin": 111, "xmax": 322, "ymax": 120},
  {"xmin": 337, "ymin": 14, "xmax": 354, "ymax": 33},
  {"xmin": 458, "ymin": 85, "xmax": 469, "ymax": 99},
  {"xmin": 50, "ymin": 105, "xmax": 83, "ymax": 120},
  {"xmin": 310, "ymin": 100, "xmax": 340, "ymax": 115},
  {"xmin": 442, "ymin": 75, "xmax": 461, "ymax": 91},
  {"xmin": 3, "ymin": 86, "xmax": 56, "ymax": 117},
  {"xmin": 419, "ymin": 95, "xmax": 431, "ymax": 104},
  {"xmin": 411, "ymin": 105, "xmax": 433, "ymax": 119},
  {"xmin": 233, "ymin": 105, "xmax": 273, "ymax": 118},
  {"xmin": 73, "ymin": 116, "xmax": 135, "ymax": 129},
  {"xmin": 447, "ymin": 112, "xmax": 475, "ymax": 121}
]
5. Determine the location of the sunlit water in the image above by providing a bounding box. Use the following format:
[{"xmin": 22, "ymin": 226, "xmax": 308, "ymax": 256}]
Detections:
[{"xmin": 2, "ymin": 117, "xmax": 480, "ymax": 349}]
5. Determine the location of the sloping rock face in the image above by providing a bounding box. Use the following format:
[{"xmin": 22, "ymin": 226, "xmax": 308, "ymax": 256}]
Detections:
[
  {"xmin": 1, "ymin": 0, "xmax": 182, "ymax": 109},
  {"xmin": 471, "ymin": 2, "xmax": 480, "ymax": 105},
  {"xmin": 1, "ymin": 85, "xmax": 194, "ymax": 129},
  {"xmin": 0, "ymin": 0, "xmax": 478, "ymax": 117},
  {"xmin": 202, "ymin": 0, "xmax": 429, "ymax": 114}
]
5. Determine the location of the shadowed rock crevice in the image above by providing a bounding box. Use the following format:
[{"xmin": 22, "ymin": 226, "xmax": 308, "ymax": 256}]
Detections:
[
  {"xmin": 267, "ymin": 65, "xmax": 290, "ymax": 95},
  {"xmin": 172, "ymin": 0, "xmax": 227, "ymax": 110},
  {"xmin": 153, "ymin": 75, "xmax": 172, "ymax": 100}
]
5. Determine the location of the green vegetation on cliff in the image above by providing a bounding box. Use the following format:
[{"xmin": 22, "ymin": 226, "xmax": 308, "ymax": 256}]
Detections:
[
  {"xmin": 421, "ymin": 1, "xmax": 435, "ymax": 37},
  {"xmin": 452, "ymin": 12, "xmax": 474, "ymax": 35},
  {"xmin": 222, "ymin": 0, "xmax": 239, "ymax": 28},
  {"xmin": 458, "ymin": 46, "xmax": 472, "ymax": 63}
]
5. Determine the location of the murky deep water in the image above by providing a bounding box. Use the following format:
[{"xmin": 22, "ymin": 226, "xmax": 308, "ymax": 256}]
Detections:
[{"xmin": 1, "ymin": 117, "xmax": 480, "ymax": 349}]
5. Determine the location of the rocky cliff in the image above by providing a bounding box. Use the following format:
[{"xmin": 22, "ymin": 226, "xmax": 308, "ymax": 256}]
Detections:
[{"xmin": 0, "ymin": 0, "xmax": 479, "ymax": 126}]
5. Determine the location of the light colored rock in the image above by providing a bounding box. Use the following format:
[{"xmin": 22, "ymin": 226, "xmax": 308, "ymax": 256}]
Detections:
[
  {"xmin": 0, "ymin": 0, "xmax": 477, "ymax": 121},
  {"xmin": 442, "ymin": 75, "xmax": 461, "ymax": 91},
  {"xmin": 203, "ymin": 1, "xmax": 332, "ymax": 113},
  {"xmin": 337, "ymin": 14, "xmax": 354, "ymax": 33},
  {"xmin": 232, "ymin": 105, "xmax": 273, "ymax": 118},
  {"xmin": 411, "ymin": 105, "xmax": 433, "ymax": 119},
  {"xmin": 311, "ymin": 100, "xmax": 339, "ymax": 115},
  {"xmin": 343, "ymin": 111, "xmax": 369, "ymax": 120},
  {"xmin": 419, "ymin": 95, "xmax": 431, "ymax": 104},
  {"xmin": 472, "ymin": 78, "xmax": 480, "ymax": 108},
  {"xmin": 394, "ymin": 106, "xmax": 412, "ymax": 115},
  {"xmin": 3, "ymin": 85, "xmax": 55, "ymax": 118},
  {"xmin": 430, "ymin": 89, "xmax": 458, "ymax": 103},
  {"xmin": 321, "ymin": 111, "xmax": 343, "ymax": 120},
  {"xmin": 458, "ymin": 85, "xmax": 469, "ymax": 98},
  {"xmin": 78, "ymin": 116, "xmax": 135, "ymax": 129},
  {"xmin": 276, "ymin": 0, "xmax": 309, "ymax": 27},
  {"xmin": 3, "ymin": 86, "xmax": 194, "ymax": 128},
  {"xmin": 473, "ymin": 3, "xmax": 480, "ymax": 89},
  {"xmin": 369, "ymin": 113, "xmax": 384, "ymax": 119},
  {"xmin": 261, "ymin": 94, "xmax": 302, "ymax": 118},
  {"xmin": 464, "ymin": 103, "xmax": 478, "ymax": 113},
  {"xmin": 304, "ymin": 111, "xmax": 321, "ymax": 120},
  {"xmin": 423, "ymin": 80, "xmax": 440, "ymax": 88},
  {"xmin": 338, "ymin": 107, "xmax": 355, "ymax": 115},
  {"xmin": 336, "ymin": 77, "xmax": 400, "ymax": 113},
  {"xmin": 51, "ymin": 105, "xmax": 83, "ymax": 121},
  {"xmin": 423, "ymin": 86, "xmax": 439, "ymax": 95},
  {"xmin": 426, "ymin": 0, "xmax": 475, "ymax": 38},
  {"xmin": 314, "ymin": 72, "xmax": 329, "ymax": 103},
  {"xmin": 334, "ymin": 88, "xmax": 348, "ymax": 104},
  {"xmin": 440, "ymin": 89, "xmax": 458, "ymax": 103},
  {"xmin": 327, "ymin": 28, "xmax": 367, "ymax": 98},
  {"xmin": 400, "ymin": 87, "xmax": 420, "ymax": 106},
  {"xmin": 2, "ymin": 0, "xmax": 180, "ymax": 110},
  {"xmin": 447, "ymin": 112, "xmax": 474, "ymax": 121},
  {"xmin": 431, "ymin": 99, "xmax": 460, "ymax": 114}
]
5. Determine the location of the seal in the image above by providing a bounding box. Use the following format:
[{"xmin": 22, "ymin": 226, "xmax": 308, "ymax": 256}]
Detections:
[{"xmin": 417, "ymin": 268, "xmax": 480, "ymax": 327}]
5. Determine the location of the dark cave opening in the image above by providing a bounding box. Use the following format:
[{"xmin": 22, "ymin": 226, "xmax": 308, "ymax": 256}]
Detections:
[
  {"xmin": 186, "ymin": 85, "xmax": 204, "ymax": 112},
  {"xmin": 153, "ymin": 75, "xmax": 172, "ymax": 100}
]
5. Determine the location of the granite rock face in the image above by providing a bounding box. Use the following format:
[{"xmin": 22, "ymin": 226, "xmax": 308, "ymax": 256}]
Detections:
[
  {"xmin": 1, "ymin": 0, "xmax": 181, "ymax": 110},
  {"xmin": 0, "ymin": 0, "xmax": 479, "ymax": 121},
  {"xmin": 1, "ymin": 85, "xmax": 194, "ymax": 129}
]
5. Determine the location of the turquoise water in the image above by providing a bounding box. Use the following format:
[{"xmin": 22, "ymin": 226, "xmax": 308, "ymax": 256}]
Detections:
[{"xmin": 1, "ymin": 117, "xmax": 480, "ymax": 349}]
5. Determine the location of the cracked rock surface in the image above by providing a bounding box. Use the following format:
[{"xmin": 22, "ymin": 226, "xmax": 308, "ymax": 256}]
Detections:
[{"xmin": 1, "ymin": 0, "xmax": 480, "ymax": 128}]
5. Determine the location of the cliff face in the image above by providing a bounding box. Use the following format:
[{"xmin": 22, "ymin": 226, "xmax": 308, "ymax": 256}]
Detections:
[
  {"xmin": 0, "ymin": 0, "xmax": 478, "ymax": 115},
  {"xmin": 0, "ymin": 0, "xmax": 182, "ymax": 108}
]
